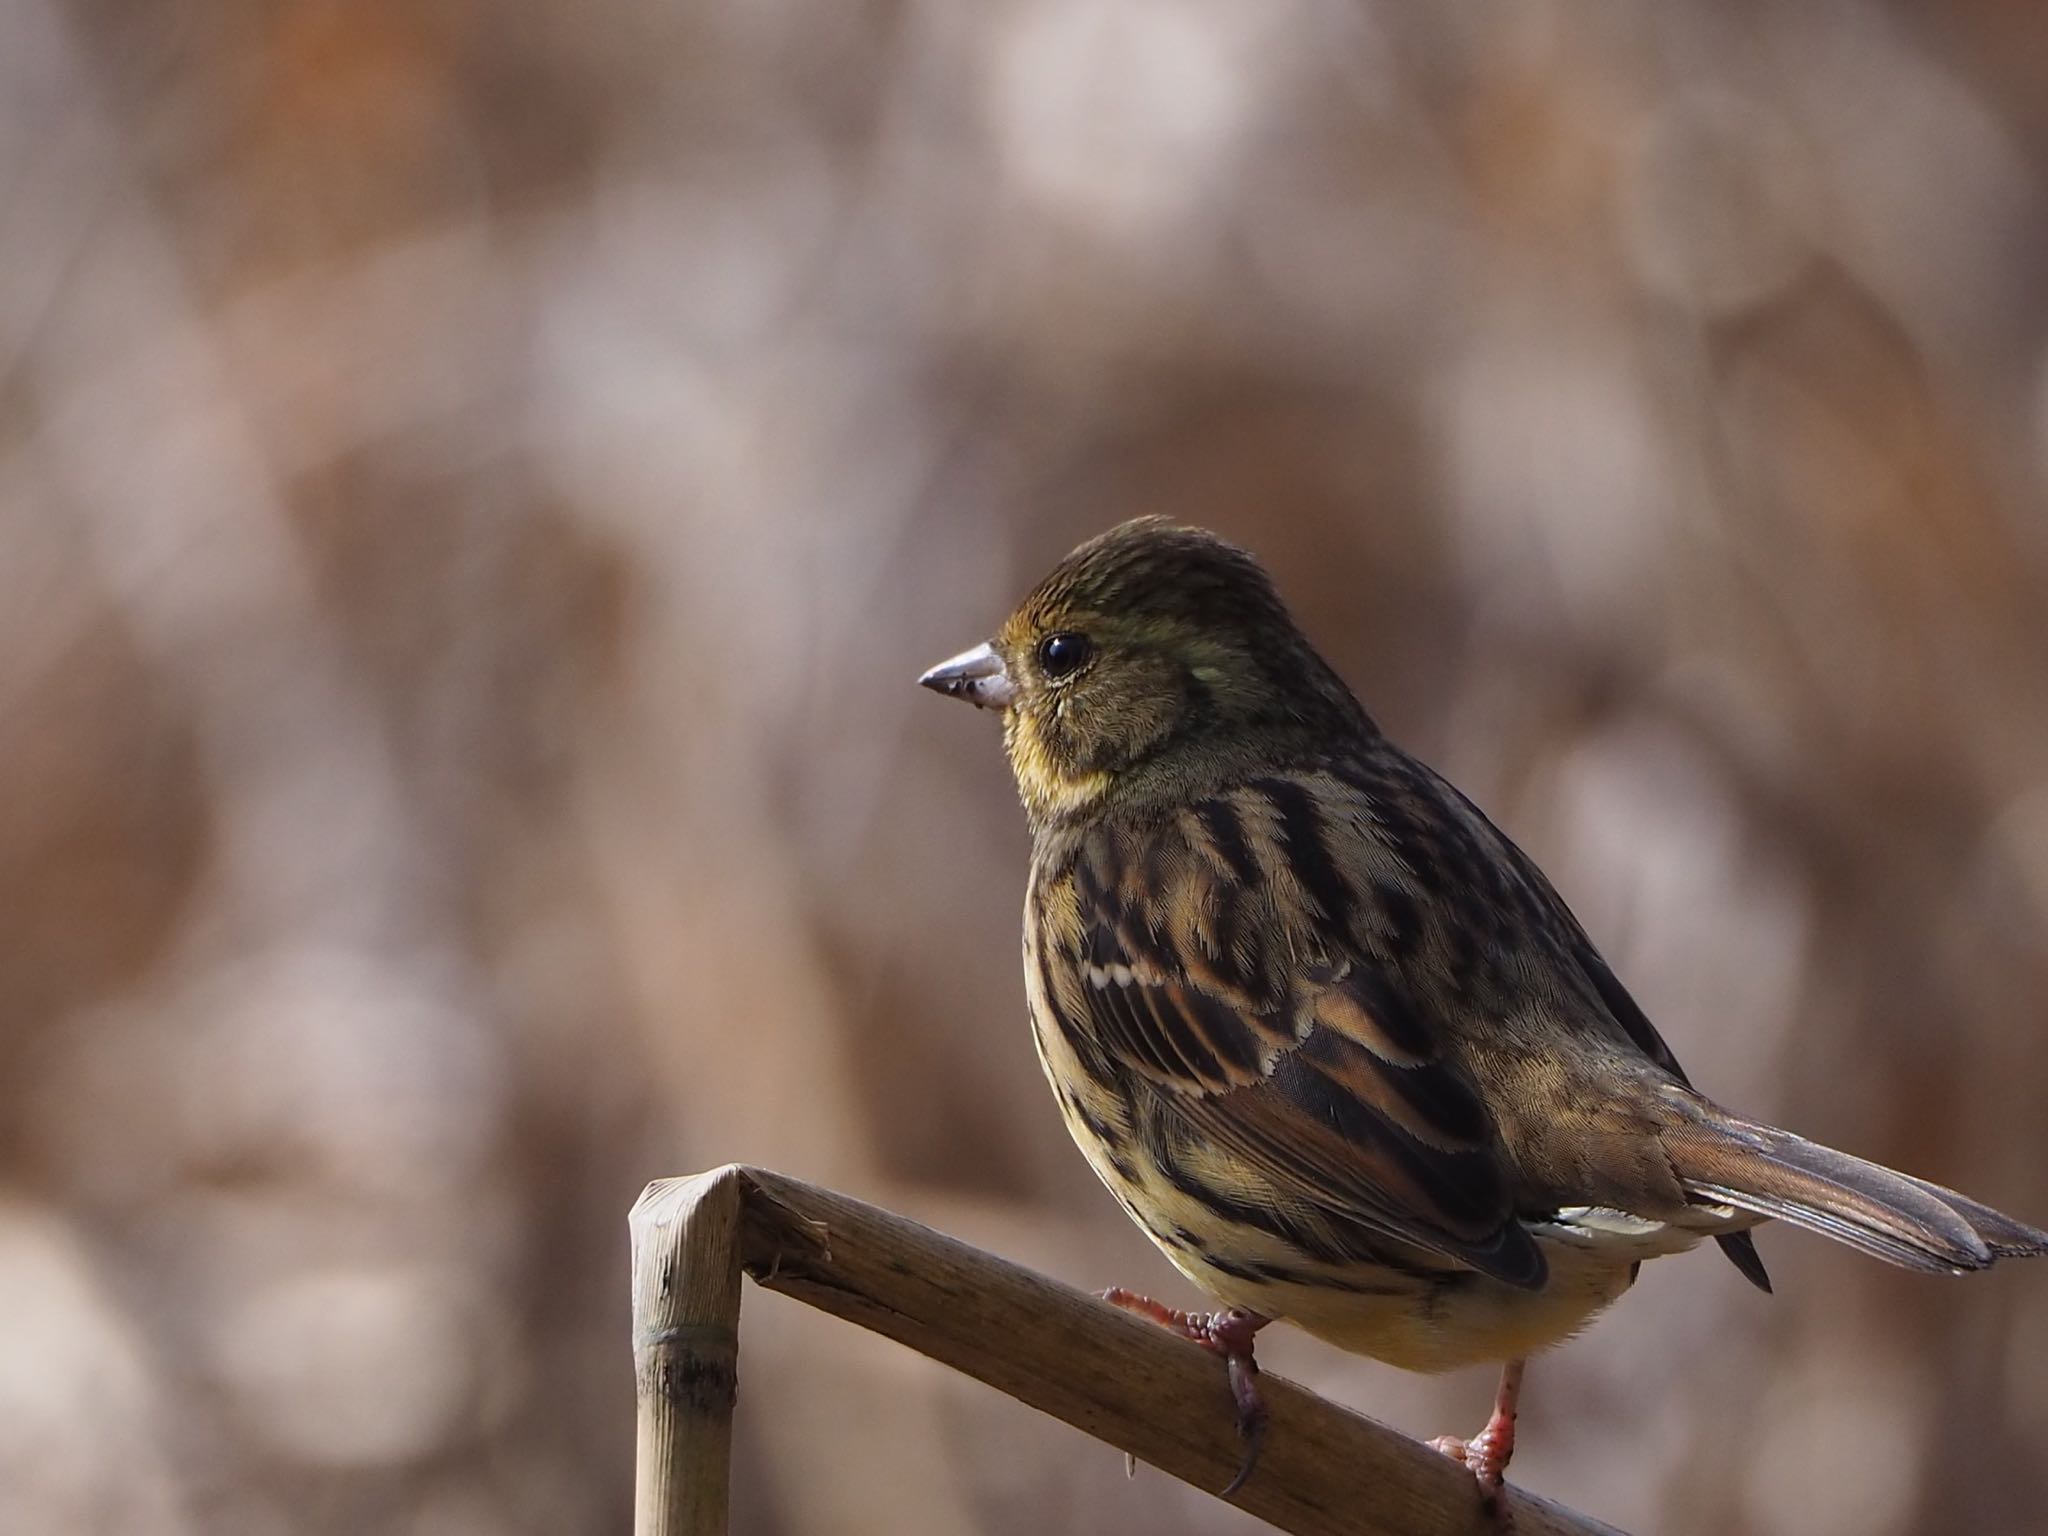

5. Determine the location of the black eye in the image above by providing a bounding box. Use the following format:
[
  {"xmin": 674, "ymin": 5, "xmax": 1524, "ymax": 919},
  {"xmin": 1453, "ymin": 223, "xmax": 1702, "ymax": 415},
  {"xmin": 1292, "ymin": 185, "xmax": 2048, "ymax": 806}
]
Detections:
[{"xmin": 1036, "ymin": 631, "xmax": 1093, "ymax": 680}]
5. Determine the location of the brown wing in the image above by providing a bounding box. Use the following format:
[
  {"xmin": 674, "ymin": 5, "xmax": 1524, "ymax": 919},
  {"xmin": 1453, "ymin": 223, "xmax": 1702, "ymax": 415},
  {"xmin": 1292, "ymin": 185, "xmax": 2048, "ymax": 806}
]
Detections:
[
  {"xmin": 1061, "ymin": 785, "xmax": 1546, "ymax": 1290},
  {"xmin": 1422, "ymin": 765, "xmax": 1776, "ymax": 1292}
]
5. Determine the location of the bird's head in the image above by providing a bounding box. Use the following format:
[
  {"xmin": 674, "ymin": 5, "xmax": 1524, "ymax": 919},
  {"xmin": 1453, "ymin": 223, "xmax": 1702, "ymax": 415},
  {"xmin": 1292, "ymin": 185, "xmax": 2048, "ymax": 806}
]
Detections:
[{"xmin": 920, "ymin": 519, "xmax": 1372, "ymax": 828}]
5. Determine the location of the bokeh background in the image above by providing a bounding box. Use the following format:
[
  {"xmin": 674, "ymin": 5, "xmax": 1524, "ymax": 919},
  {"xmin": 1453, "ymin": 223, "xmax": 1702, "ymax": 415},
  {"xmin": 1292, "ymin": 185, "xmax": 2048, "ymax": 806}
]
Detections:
[{"xmin": 6, "ymin": 2, "xmax": 2048, "ymax": 1533}]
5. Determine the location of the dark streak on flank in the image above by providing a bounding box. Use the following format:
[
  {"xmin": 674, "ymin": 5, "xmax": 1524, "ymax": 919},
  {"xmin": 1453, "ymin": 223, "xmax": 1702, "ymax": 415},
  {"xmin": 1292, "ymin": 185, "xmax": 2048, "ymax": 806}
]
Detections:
[
  {"xmin": 1064, "ymin": 1087, "xmax": 1126, "ymax": 1155},
  {"xmin": 1140, "ymin": 1213, "xmax": 1194, "ymax": 1252},
  {"xmin": 1198, "ymin": 1253, "xmax": 1415, "ymax": 1296}
]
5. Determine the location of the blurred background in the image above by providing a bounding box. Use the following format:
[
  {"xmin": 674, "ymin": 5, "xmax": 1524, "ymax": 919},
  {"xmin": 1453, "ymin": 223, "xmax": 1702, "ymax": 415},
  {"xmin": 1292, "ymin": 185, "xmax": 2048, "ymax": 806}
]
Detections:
[{"xmin": 5, "ymin": 2, "xmax": 2048, "ymax": 1533}]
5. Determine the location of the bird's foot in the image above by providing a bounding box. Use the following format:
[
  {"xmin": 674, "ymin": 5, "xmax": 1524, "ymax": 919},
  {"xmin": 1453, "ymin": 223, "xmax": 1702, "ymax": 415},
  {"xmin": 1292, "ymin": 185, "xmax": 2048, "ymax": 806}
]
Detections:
[
  {"xmin": 1100, "ymin": 1287, "xmax": 1270, "ymax": 1496},
  {"xmin": 1429, "ymin": 1358, "xmax": 1525, "ymax": 1531},
  {"xmin": 1429, "ymin": 1428, "xmax": 1514, "ymax": 1528}
]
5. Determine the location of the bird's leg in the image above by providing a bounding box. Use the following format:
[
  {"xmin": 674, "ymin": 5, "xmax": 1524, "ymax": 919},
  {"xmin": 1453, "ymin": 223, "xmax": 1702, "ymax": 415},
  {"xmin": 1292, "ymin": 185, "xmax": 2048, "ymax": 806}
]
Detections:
[
  {"xmin": 1430, "ymin": 1357, "xmax": 1525, "ymax": 1529},
  {"xmin": 1100, "ymin": 1287, "xmax": 1271, "ymax": 1495}
]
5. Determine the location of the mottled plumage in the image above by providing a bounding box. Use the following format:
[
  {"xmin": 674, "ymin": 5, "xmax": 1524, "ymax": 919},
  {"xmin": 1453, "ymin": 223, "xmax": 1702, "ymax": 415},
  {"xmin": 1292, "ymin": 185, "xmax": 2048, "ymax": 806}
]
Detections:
[{"xmin": 921, "ymin": 519, "xmax": 2047, "ymax": 1510}]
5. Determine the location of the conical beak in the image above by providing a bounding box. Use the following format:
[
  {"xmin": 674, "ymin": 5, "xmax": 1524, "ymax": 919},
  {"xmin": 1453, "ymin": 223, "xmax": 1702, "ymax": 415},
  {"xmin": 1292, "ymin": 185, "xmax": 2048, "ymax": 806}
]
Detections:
[{"xmin": 918, "ymin": 642, "xmax": 1015, "ymax": 710}]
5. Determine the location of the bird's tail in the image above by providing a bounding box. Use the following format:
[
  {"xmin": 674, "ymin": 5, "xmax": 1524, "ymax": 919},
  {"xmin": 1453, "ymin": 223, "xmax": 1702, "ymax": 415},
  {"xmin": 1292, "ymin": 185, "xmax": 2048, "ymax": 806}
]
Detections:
[{"xmin": 1661, "ymin": 1098, "xmax": 2048, "ymax": 1275}]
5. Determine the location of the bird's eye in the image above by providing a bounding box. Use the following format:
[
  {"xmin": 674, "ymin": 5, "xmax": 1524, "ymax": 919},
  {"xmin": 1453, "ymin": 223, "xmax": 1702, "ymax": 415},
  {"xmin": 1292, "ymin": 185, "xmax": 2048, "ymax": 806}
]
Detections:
[{"xmin": 1036, "ymin": 631, "xmax": 1093, "ymax": 680}]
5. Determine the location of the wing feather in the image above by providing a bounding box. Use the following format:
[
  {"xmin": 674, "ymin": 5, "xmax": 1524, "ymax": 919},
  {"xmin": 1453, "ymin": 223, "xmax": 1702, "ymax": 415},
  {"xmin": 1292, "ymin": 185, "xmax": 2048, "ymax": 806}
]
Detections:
[
  {"xmin": 1062, "ymin": 784, "xmax": 1547, "ymax": 1290},
  {"xmin": 1457, "ymin": 772, "xmax": 1778, "ymax": 1294}
]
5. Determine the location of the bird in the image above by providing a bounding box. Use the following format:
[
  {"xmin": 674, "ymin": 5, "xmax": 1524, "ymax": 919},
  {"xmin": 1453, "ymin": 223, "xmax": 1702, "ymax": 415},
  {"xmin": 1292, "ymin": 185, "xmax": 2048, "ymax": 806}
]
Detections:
[{"xmin": 918, "ymin": 517, "xmax": 2048, "ymax": 1523}]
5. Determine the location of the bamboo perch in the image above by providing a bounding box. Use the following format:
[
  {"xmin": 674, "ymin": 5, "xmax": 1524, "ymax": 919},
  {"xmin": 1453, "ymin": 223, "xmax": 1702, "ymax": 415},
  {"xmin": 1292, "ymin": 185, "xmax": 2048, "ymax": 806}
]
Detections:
[
  {"xmin": 631, "ymin": 1170, "xmax": 745, "ymax": 1536},
  {"xmin": 630, "ymin": 1165, "xmax": 1629, "ymax": 1536}
]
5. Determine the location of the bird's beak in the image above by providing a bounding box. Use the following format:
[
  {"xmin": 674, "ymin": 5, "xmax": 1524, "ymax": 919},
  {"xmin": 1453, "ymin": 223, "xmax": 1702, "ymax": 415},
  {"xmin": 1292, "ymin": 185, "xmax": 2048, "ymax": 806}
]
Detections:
[{"xmin": 918, "ymin": 642, "xmax": 1015, "ymax": 710}]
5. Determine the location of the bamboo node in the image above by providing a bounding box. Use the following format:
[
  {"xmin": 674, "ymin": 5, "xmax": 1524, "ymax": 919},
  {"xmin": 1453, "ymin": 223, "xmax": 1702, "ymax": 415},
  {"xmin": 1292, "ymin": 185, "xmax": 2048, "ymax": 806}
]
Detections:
[{"xmin": 666, "ymin": 1349, "xmax": 738, "ymax": 1414}]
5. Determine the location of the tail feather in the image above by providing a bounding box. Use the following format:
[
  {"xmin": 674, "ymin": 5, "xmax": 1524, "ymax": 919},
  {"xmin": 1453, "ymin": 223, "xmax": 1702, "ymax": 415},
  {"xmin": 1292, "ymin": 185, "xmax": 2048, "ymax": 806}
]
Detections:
[
  {"xmin": 1893, "ymin": 1172, "xmax": 2048, "ymax": 1260},
  {"xmin": 1664, "ymin": 1108, "xmax": 2048, "ymax": 1276}
]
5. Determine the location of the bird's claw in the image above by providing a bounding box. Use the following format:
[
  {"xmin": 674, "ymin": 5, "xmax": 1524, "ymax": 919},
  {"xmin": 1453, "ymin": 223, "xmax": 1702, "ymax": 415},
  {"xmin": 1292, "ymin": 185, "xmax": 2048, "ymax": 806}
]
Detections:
[
  {"xmin": 1429, "ymin": 1425, "xmax": 1515, "ymax": 1530},
  {"xmin": 1100, "ymin": 1288, "xmax": 1270, "ymax": 1496},
  {"xmin": 1218, "ymin": 1345, "xmax": 1266, "ymax": 1495}
]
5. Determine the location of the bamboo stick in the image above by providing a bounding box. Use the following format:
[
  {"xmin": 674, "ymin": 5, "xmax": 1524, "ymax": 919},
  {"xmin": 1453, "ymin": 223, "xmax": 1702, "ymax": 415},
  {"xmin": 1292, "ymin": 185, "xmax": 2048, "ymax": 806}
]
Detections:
[
  {"xmin": 632, "ymin": 1164, "xmax": 1628, "ymax": 1536},
  {"xmin": 630, "ymin": 1170, "xmax": 746, "ymax": 1536}
]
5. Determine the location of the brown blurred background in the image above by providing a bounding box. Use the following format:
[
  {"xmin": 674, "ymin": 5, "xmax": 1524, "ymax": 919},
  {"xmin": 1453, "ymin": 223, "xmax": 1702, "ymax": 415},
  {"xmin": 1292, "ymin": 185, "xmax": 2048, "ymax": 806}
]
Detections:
[{"xmin": 6, "ymin": 2, "xmax": 2048, "ymax": 1533}]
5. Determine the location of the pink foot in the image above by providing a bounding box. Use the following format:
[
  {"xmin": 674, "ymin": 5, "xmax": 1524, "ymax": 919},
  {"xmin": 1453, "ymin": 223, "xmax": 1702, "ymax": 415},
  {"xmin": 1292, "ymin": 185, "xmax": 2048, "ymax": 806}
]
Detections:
[
  {"xmin": 1430, "ymin": 1358, "xmax": 1525, "ymax": 1530},
  {"xmin": 1101, "ymin": 1287, "xmax": 1270, "ymax": 1496}
]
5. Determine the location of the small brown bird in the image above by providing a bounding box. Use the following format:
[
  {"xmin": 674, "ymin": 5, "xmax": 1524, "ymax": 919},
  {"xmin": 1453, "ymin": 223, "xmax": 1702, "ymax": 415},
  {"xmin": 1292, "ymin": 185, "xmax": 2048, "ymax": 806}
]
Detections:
[{"xmin": 920, "ymin": 518, "xmax": 2047, "ymax": 1520}]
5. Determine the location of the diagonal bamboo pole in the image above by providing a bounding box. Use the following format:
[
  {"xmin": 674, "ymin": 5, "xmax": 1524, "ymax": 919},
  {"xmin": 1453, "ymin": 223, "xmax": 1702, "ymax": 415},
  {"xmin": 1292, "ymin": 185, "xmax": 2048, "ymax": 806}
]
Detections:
[{"xmin": 629, "ymin": 1164, "xmax": 1628, "ymax": 1536}]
